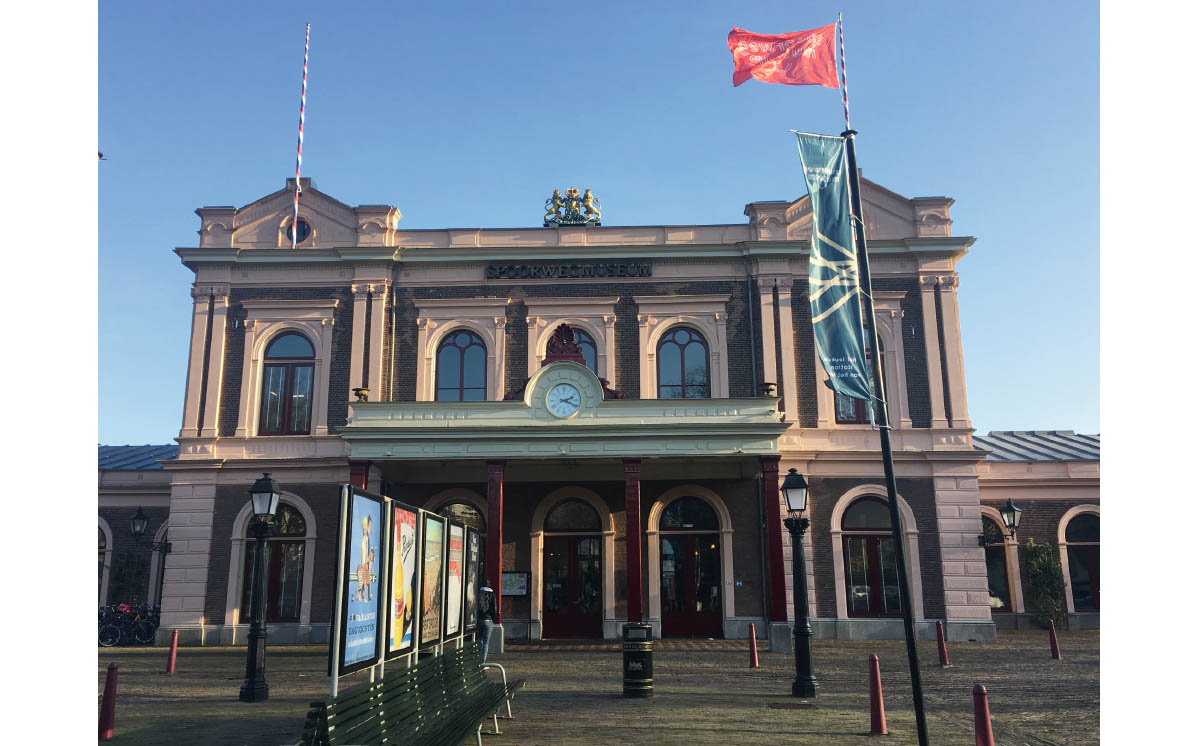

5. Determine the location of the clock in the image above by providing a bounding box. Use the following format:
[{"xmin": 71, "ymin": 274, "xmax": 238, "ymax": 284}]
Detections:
[{"xmin": 546, "ymin": 383, "xmax": 582, "ymax": 419}]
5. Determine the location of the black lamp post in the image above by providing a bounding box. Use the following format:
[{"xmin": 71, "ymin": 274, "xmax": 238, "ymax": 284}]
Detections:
[
  {"xmin": 239, "ymin": 473, "xmax": 281, "ymax": 703},
  {"xmin": 781, "ymin": 468, "xmax": 817, "ymax": 698}
]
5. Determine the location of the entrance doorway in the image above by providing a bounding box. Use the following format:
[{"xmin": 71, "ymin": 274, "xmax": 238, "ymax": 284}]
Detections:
[
  {"xmin": 658, "ymin": 496, "xmax": 723, "ymax": 638},
  {"xmin": 541, "ymin": 499, "xmax": 604, "ymax": 638}
]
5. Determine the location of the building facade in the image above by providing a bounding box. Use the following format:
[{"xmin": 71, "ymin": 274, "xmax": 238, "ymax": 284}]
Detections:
[{"xmin": 101, "ymin": 177, "xmax": 1097, "ymax": 647}]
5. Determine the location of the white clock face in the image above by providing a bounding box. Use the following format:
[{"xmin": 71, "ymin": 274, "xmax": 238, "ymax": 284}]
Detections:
[{"xmin": 546, "ymin": 383, "xmax": 582, "ymax": 418}]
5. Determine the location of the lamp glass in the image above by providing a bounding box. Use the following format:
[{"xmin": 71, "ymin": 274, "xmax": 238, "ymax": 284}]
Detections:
[
  {"xmin": 781, "ymin": 468, "xmax": 808, "ymax": 513},
  {"xmin": 249, "ymin": 473, "xmax": 281, "ymax": 519},
  {"xmin": 129, "ymin": 507, "xmax": 149, "ymax": 538},
  {"xmin": 1000, "ymin": 499, "xmax": 1023, "ymax": 532}
]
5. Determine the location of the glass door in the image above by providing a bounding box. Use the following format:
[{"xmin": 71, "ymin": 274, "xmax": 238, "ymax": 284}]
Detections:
[
  {"xmin": 542, "ymin": 535, "xmax": 603, "ymax": 638},
  {"xmin": 843, "ymin": 535, "xmax": 902, "ymax": 618},
  {"xmin": 660, "ymin": 534, "xmax": 722, "ymax": 637}
]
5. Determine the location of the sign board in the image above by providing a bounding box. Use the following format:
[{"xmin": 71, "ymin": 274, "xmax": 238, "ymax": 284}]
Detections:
[
  {"xmin": 443, "ymin": 523, "xmax": 465, "ymax": 638},
  {"xmin": 385, "ymin": 502, "xmax": 420, "ymax": 659},
  {"xmin": 419, "ymin": 513, "xmax": 446, "ymax": 648},
  {"xmin": 336, "ymin": 488, "xmax": 386, "ymax": 677},
  {"xmin": 463, "ymin": 528, "xmax": 480, "ymax": 633},
  {"xmin": 501, "ymin": 571, "xmax": 529, "ymax": 597}
]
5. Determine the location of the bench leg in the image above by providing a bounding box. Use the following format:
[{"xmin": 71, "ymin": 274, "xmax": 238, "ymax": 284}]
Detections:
[
  {"xmin": 504, "ymin": 699, "xmax": 513, "ymax": 719},
  {"xmin": 481, "ymin": 712, "xmax": 502, "ymax": 736},
  {"xmin": 476, "ymin": 725, "xmax": 484, "ymax": 746}
]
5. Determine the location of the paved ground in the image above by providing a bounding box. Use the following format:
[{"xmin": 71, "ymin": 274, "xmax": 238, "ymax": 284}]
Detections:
[{"xmin": 97, "ymin": 629, "xmax": 1098, "ymax": 745}]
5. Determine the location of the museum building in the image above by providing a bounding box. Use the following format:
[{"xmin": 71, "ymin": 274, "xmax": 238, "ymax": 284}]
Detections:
[{"xmin": 97, "ymin": 177, "xmax": 1099, "ymax": 648}]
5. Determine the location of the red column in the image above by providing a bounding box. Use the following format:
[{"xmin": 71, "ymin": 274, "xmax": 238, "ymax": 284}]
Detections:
[
  {"xmin": 623, "ymin": 458, "xmax": 643, "ymax": 623},
  {"xmin": 486, "ymin": 459, "xmax": 505, "ymax": 624},
  {"xmin": 349, "ymin": 460, "xmax": 370, "ymax": 490},
  {"xmin": 761, "ymin": 455, "xmax": 788, "ymax": 623}
]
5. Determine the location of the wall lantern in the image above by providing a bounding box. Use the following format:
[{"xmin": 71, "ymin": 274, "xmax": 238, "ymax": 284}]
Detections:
[
  {"xmin": 999, "ymin": 498, "xmax": 1023, "ymax": 538},
  {"xmin": 129, "ymin": 507, "xmax": 150, "ymax": 539}
]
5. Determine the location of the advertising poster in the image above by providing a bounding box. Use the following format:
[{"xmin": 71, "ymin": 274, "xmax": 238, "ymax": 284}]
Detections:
[
  {"xmin": 340, "ymin": 490, "xmax": 384, "ymax": 674},
  {"xmin": 387, "ymin": 504, "xmax": 419, "ymax": 657},
  {"xmin": 501, "ymin": 571, "xmax": 529, "ymax": 596},
  {"xmin": 463, "ymin": 528, "xmax": 479, "ymax": 632},
  {"xmin": 419, "ymin": 513, "xmax": 445, "ymax": 647},
  {"xmin": 444, "ymin": 523, "xmax": 465, "ymax": 637}
]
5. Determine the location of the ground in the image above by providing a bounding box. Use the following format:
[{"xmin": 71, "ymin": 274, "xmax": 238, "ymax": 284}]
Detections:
[{"xmin": 97, "ymin": 629, "xmax": 1098, "ymax": 745}]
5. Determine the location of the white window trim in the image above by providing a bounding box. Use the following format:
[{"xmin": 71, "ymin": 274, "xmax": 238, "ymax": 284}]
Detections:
[
  {"xmin": 277, "ymin": 214, "xmax": 318, "ymax": 248},
  {"xmin": 528, "ymin": 487, "xmax": 616, "ymax": 639},
  {"xmin": 645, "ymin": 485, "xmax": 735, "ymax": 631},
  {"xmin": 99, "ymin": 517, "xmax": 114, "ymax": 607},
  {"xmin": 414, "ymin": 298, "xmax": 511, "ymax": 402},
  {"xmin": 223, "ymin": 493, "xmax": 319, "ymax": 639},
  {"xmin": 980, "ymin": 506, "xmax": 1025, "ymax": 614},
  {"xmin": 1057, "ymin": 504, "xmax": 1100, "ymax": 615},
  {"xmin": 635, "ymin": 295, "xmax": 730, "ymax": 399},
  {"xmin": 816, "ymin": 290, "xmax": 910, "ymax": 428},
  {"xmin": 525, "ymin": 297, "xmax": 620, "ymax": 385},
  {"xmin": 235, "ymin": 299, "xmax": 338, "ymax": 438},
  {"xmin": 828, "ymin": 485, "xmax": 925, "ymax": 621}
]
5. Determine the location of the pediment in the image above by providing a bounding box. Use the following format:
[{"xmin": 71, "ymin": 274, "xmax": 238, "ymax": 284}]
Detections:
[{"xmin": 777, "ymin": 177, "xmax": 954, "ymax": 241}]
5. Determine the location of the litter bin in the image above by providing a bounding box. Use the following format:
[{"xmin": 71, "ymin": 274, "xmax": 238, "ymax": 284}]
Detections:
[{"xmin": 622, "ymin": 622, "xmax": 653, "ymax": 698}]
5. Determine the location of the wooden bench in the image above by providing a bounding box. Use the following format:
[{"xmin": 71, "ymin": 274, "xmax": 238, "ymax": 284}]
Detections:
[
  {"xmin": 300, "ymin": 642, "xmax": 507, "ymax": 746},
  {"xmin": 481, "ymin": 662, "xmax": 525, "ymax": 721}
]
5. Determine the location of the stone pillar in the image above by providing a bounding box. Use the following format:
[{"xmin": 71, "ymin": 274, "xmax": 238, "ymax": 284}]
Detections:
[
  {"xmin": 486, "ymin": 460, "xmax": 505, "ymax": 653},
  {"xmin": 937, "ymin": 275, "xmax": 971, "ymax": 429},
  {"xmin": 757, "ymin": 279, "xmax": 777, "ymax": 394},
  {"xmin": 623, "ymin": 458, "xmax": 643, "ymax": 624},
  {"xmin": 348, "ymin": 283, "xmax": 370, "ymax": 398},
  {"xmin": 918, "ymin": 275, "xmax": 949, "ymax": 429},
  {"xmin": 156, "ymin": 469, "xmax": 218, "ymax": 645},
  {"xmin": 367, "ymin": 284, "xmax": 388, "ymax": 399},
  {"xmin": 761, "ymin": 455, "xmax": 791, "ymax": 652},
  {"xmin": 934, "ymin": 471, "xmax": 997, "ymax": 641},
  {"xmin": 775, "ymin": 283, "xmax": 800, "ymax": 423},
  {"xmin": 180, "ymin": 287, "xmax": 212, "ymax": 438},
  {"xmin": 199, "ymin": 289, "xmax": 230, "ymax": 438}
]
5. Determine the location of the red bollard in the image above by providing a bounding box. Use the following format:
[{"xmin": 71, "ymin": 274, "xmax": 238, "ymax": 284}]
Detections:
[
  {"xmin": 973, "ymin": 683, "xmax": 995, "ymax": 746},
  {"xmin": 868, "ymin": 654, "xmax": 887, "ymax": 735},
  {"xmin": 99, "ymin": 662, "xmax": 118, "ymax": 741},
  {"xmin": 1049, "ymin": 619, "xmax": 1063, "ymax": 660},
  {"xmin": 166, "ymin": 628, "xmax": 179, "ymax": 673},
  {"xmin": 748, "ymin": 623, "xmax": 760, "ymax": 668},
  {"xmin": 936, "ymin": 620, "xmax": 951, "ymax": 667}
]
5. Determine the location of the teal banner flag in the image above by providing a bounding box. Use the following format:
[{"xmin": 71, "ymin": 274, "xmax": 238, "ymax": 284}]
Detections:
[{"xmin": 794, "ymin": 131, "xmax": 873, "ymax": 402}]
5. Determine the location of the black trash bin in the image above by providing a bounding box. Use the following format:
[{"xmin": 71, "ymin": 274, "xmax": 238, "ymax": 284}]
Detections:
[{"xmin": 622, "ymin": 622, "xmax": 653, "ymax": 698}]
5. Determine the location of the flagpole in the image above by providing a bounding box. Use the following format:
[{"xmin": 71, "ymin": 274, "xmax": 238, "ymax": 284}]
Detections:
[
  {"xmin": 842, "ymin": 128, "xmax": 930, "ymax": 746},
  {"xmin": 291, "ymin": 23, "xmax": 310, "ymax": 250}
]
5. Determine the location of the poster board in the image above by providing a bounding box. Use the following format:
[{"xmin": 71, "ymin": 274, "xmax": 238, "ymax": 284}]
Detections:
[
  {"xmin": 463, "ymin": 527, "xmax": 480, "ymax": 633},
  {"xmin": 385, "ymin": 501, "xmax": 420, "ymax": 660},
  {"xmin": 336, "ymin": 488, "xmax": 386, "ymax": 677},
  {"xmin": 443, "ymin": 522, "xmax": 465, "ymax": 638},
  {"xmin": 418, "ymin": 512, "xmax": 446, "ymax": 648},
  {"xmin": 501, "ymin": 571, "xmax": 529, "ymax": 597}
]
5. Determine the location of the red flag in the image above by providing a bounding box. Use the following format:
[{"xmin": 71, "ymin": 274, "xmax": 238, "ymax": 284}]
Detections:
[{"xmin": 727, "ymin": 24, "xmax": 839, "ymax": 88}]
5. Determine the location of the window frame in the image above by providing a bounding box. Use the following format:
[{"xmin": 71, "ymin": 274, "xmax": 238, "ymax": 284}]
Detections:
[
  {"xmin": 434, "ymin": 329, "xmax": 489, "ymax": 402},
  {"xmin": 656, "ymin": 326, "xmax": 711, "ymax": 399},
  {"xmin": 239, "ymin": 503, "xmax": 308, "ymax": 624},
  {"xmin": 258, "ymin": 332, "xmax": 316, "ymax": 436}
]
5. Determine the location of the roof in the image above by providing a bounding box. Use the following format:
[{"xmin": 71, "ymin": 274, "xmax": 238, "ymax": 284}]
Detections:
[
  {"xmin": 98, "ymin": 444, "xmax": 179, "ymax": 471},
  {"xmin": 973, "ymin": 431, "xmax": 1099, "ymax": 462}
]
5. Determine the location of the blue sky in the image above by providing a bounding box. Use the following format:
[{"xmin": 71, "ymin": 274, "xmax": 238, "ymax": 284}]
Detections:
[{"xmin": 98, "ymin": 0, "xmax": 1098, "ymax": 444}]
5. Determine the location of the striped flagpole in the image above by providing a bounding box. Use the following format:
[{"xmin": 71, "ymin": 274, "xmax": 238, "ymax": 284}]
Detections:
[
  {"xmin": 291, "ymin": 23, "xmax": 310, "ymax": 249},
  {"xmin": 838, "ymin": 12, "xmax": 850, "ymax": 131}
]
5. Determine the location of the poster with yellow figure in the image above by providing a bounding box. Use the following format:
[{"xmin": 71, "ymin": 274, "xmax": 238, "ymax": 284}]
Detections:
[
  {"xmin": 419, "ymin": 513, "xmax": 445, "ymax": 647},
  {"xmin": 388, "ymin": 505, "xmax": 418, "ymax": 655}
]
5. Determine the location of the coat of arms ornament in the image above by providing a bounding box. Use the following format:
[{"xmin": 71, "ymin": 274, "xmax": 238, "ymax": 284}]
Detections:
[{"xmin": 544, "ymin": 188, "xmax": 601, "ymax": 227}]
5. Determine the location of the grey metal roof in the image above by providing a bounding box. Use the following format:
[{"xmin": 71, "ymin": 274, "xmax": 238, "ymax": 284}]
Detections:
[
  {"xmin": 98, "ymin": 444, "xmax": 179, "ymax": 471},
  {"xmin": 973, "ymin": 431, "xmax": 1099, "ymax": 462}
]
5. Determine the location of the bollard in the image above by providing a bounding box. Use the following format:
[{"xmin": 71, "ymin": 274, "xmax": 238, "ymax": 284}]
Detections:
[
  {"xmin": 936, "ymin": 620, "xmax": 951, "ymax": 667},
  {"xmin": 1049, "ymin": 619, "xmax": 1063, "ymax": 660},
  {"xmin": 622, "ymin": 622, "xmax": 653, "ymax": 698},
  {"xmin": 973, "ymin": 683, "xmax": 995, "ymax": 746},
  {"xmin": 749, "ymin": 623, "xmax": 760, "ymax": 668},
  {"xmin": 868, "ymin": 654, "xmax": 887, "ymax": 735},
  {"xmin": 166, "ymin": 628, "xmax": 179, "ymax": 673},
  {"xmin": 99, "ymin": 662, "xmax": 118, "ymax": 741}
]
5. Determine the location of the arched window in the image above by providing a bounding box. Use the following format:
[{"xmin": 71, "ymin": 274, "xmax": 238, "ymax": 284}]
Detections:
[
  {"xmin": 240, "ymin": 503, "xmax": 307, "ymax": 623},
  {"xmin": 660, "ymin": 497, "xmax": 719, "ymax": 531},
  {"xmin": 98, "ymin": 527, "xmax": 107, "ymax": 600},
  {"xmin": 259, "ymin": 332, "xmax": 315, "ymax": 435},
  {"xmin": 438, "ymin": 501, "xmax": 486, "ymax": 532},
  {"xmin": 436, "ymin": 330, "xmax": 487, "ymax": 401},
  {"xmin": 657, "ymin": 327, "xmax": 710, "ymax": 399},
  {"xmin": 981, "ymin": 517, "xmax": 1011, "ymax": 610},
  {"xmin": 1065, "ymin": 512, "xmax": 1099, "ymax": 611},
  {"xmin": 544, "ymin": 499, "xmax": 601, "ymax": 532},
  {"xmin": 572, "ymin": 327, "xmax": 598, "ymax": 374},
  {"xmin": 841, "ymin": 498, "xmax": 902, "ymax": 617}
]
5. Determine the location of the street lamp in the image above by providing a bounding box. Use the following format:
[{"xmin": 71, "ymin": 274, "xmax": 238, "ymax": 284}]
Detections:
[
  {"xmin": 240, "ymin": 473, "xmax": 280, "ymax": 703},
  {"xmin": 781, "ymin": 468, "xmax": 817, "ymax": 698},
  {"xmin": 999, "ymin": 498, "xmax": 1023, "ymax": 539}
]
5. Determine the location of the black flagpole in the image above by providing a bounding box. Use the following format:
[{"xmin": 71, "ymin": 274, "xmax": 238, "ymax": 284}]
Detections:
[{"xmin": 842, "ymin": 128, "xmax": 930, "ymax": 746}]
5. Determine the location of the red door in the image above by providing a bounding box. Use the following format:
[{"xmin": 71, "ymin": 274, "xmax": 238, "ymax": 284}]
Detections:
[
  {"xmin": 660, "ymin": 534, "xmax": 723, "ymax": 638},
  {"xmin": 542, "ymin": 536, "xmax": 603, "ymax": 638}
]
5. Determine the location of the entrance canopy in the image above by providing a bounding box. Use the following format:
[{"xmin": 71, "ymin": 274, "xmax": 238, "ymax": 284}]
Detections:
[{"xmin": 341, "ymin": 362, "xmax": 790, "ymax": 462}]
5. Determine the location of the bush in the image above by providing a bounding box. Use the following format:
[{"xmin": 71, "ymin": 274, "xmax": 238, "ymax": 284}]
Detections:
[{"xmin": 1020, "ymin": 538, "xmax": 1066, "ymax": 629}]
